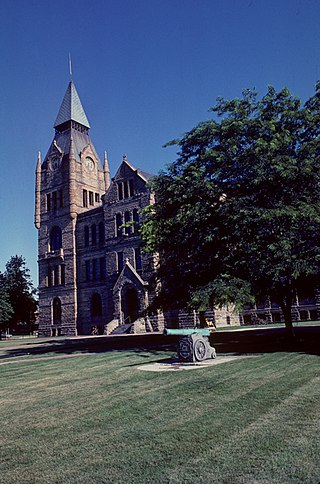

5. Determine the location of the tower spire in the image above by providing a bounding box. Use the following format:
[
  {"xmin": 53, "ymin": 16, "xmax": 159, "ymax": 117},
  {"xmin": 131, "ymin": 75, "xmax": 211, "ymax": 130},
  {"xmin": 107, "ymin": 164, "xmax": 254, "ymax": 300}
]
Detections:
[
  {"xmin": 54, "ymin": 80, "xmax": 90, "ymax": 129},
  {"xmin": 104, "ymin": 151, "xmax": 111, "ymax": 190}
]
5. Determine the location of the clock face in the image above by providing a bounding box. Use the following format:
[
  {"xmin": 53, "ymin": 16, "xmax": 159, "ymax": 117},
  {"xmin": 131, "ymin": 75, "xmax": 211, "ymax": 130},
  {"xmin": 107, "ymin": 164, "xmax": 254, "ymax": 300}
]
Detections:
[
  {"xmin": 51, "ymin": 157, "xmax": 60, "ymax": 170},
  {"xmin": 85, "ymin": 157, "xmax": 95, "ymax": 172}
]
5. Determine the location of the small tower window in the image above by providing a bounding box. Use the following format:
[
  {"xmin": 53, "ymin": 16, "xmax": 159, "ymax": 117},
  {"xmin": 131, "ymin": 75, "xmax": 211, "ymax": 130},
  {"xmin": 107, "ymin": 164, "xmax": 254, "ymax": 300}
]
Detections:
[
  {"xmin": 61, "ymin": 265, "xmax": 65, "ymax": 285},
  {"xmin": 50, "ymin": 226, "xmax": 62, "ymax": 252},
  {"xmin": 95, "ymin": 193, "xmax": 100, "ymax": 203},
  {"xmin": 46, "ymin": 194, "xmax": 51, "ymax": 212},
  {"xmin": 59, "ymin": 190, "xmax": 63, "ymax": 208},
  {"xmin": 83, "ymin": 190, "xmax": 88, "ymax": 207},
  {"xmin": 89, "ymin": 191, "xmax": 94, "ymax": 205}
]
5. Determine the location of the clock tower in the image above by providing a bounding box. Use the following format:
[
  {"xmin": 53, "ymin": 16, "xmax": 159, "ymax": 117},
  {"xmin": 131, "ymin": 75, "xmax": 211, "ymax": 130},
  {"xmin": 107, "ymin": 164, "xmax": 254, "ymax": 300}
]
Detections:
[{"xmin": 35, "ymin": 80, "xmax": 107, "ymax": 336}]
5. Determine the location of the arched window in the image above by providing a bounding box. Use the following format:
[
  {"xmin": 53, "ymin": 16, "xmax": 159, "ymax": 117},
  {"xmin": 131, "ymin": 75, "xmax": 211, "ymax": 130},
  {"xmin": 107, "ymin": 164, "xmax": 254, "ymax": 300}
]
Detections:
[
  {"xmin": 53, "ymin": 297, "xmax": 62, "ymax": 325},
  {"xmin": 91, "ymin": 293, "xmax": 102, "ymax": 318},
  {"xmin": 98, "ymin": 222, "xmax": 105, "ymax": 245},
  {"xmin": 84, "ymin": 226, "xmax": 89, "ymax": 247},
  {"xmin": 50, "ymin": 226, "xmax": 62, "ymax": 252},
  {"xmin": 91, "ymin": 224, "xmax": 97, "ymax": 245}
]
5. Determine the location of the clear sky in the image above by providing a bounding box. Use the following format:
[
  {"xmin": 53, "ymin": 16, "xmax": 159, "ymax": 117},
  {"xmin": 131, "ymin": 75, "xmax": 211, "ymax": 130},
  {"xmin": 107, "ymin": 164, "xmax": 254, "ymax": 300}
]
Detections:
[{"xmin": 1, "ymin": 0, "xmax": 320, "ymax": 286}]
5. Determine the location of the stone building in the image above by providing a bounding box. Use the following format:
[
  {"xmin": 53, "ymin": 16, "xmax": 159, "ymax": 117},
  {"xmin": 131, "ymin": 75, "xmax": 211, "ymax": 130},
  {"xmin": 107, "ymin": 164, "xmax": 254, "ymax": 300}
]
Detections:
[
  {"xmin": 35, "ymin": 79, "xmax": 319, "ymax": 336},
  {"xmin": 35, "ymin": 80, "xmax": 162, "ymax": 336}
]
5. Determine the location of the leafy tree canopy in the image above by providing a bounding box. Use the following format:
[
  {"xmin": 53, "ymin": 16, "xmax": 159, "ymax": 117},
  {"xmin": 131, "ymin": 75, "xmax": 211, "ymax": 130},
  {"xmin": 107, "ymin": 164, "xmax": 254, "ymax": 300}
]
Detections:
[
  {"xmin": 2, "ymin": 255, "xmax": 37, "ymax": 334},
  {"xmin": 141, "ymin": 84, "xmax": 320, "ymax": 334},
  {"xmin": 0, "ymin": 272, "xmax": 13, "ymax": 332}
]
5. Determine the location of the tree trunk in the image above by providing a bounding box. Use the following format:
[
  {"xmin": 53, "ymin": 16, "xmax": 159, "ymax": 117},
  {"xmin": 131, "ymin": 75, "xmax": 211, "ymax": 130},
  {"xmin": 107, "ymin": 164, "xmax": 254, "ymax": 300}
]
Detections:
[
  {"xmin": 281, "ymin": 299, "xmax": 295, "ymax": 340},
  {"xmin": 199, "ymin": 311, "xmax": 206, "ymax": 328}
]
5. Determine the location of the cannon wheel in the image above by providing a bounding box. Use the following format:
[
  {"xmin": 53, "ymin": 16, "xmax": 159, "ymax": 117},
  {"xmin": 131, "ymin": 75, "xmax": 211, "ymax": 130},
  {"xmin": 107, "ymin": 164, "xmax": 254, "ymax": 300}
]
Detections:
[{"xmin": 194, "ymin": 338, "xmax": 206, "ymax": 361}]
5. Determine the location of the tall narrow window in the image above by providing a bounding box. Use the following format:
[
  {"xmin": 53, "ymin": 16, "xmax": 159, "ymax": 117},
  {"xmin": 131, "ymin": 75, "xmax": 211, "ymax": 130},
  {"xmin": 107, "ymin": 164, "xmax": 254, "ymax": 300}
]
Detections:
[
  {"xmin": 61, "ymin": 265, "xmax": 65, "ymax": 285},
  {"xmin": 59, "ymin": 190, "xmax": 63, "ymax": 208},
  {"xmin": 95, "ymin": 193, "xmax": 100, "ymax": 203},
  {"xmin": 118, "ymin": 183, "xmax": 123, "ymax": 200},
  {"xmin": 116, "ymin": 213, "xmax": 123, "ymax": 237},
  {"xmin": 83, "ymin": 189, "xmax": 88, "ymax": 207},
  {"xmin": 85, "ymin": 260, "xmax": 91, "ymax": 281},
  {"xmin": 46, "ymin": 194, "xmax": 51, "ymax": 212},
  {"xmin": 92, "ymin": 259, "xmax": 98, "ymax": 280},
  {"xmin": 100, "ymin": 257, "xmax": 106, "ymax": 280},
  {"xmin": 84, "ymin": 226, "xmax": 90, "ymax": 247},
  {"xmin": 124, "ymin": 211, "xmax": 131, "ymax": 235},
  {"xmin": 117, "ymin": 252, "xmax": 123, "ymax": 272},
  {"xmin": 89, "ymin": 191, "xmax": 94, "ymax": 205},
  {"xmin": 53, "ymin": 191, "xmax": 57, "ymax": 210},
  {"xmin": 129, "ymin": 179, "xmax": 134, "ymax": 197},
  {"xmin": 54, "ymin": 266, "xmax": 59, "ymax": 286},
  {"xmin": 133, "ymin": 208, "xmax": 140, "ymax": 232},
  {"xmin": 98, "ymin": 222, "xmax": 105, "ymax": 245},
  {"xmin": 47, "ymin": 266, "xmax": 52, "ymax": 287},
  {"xmin": 135, "ymin": 247, "xmax": 142, "ymax": 271},
  {"xmin": 124, "ymin": 181, "xmax": 129, "ymax": 198},
  {"xmin": 50, "ymin": 226, "xmax": 62, "ymax": 252},
  {"xmin": 91, "ymin": 224, "xmax": 97, "ymax": 245}
]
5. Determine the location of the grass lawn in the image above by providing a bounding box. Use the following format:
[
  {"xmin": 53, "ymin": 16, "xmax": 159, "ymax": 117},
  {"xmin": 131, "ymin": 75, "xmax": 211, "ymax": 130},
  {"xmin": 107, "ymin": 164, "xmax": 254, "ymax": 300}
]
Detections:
[{"xmin": 0, "ymin": 349, "xmax": 319, "ymax": 483}]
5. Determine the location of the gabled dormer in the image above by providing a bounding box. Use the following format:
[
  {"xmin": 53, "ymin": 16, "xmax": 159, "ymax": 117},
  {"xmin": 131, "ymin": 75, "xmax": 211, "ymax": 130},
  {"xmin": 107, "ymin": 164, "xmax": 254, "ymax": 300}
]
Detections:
[{"xmin": 104, "ymin": 154, "xmax": 153, "ymax": 206}]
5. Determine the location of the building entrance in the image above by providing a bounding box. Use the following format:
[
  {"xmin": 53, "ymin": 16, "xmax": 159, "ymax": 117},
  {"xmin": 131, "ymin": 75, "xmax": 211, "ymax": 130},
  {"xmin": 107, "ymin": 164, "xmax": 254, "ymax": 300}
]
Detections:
[{"xmin": 122, "ymin": 286, "xmax": 139, "ymax": 323}]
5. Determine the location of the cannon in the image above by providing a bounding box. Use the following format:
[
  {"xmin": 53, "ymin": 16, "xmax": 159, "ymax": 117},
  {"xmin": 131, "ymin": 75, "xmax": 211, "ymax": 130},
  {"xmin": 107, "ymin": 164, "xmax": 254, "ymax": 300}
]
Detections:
[{"xmin": 164, "ymin": 328, "xmax": 216, "ymax": 362}]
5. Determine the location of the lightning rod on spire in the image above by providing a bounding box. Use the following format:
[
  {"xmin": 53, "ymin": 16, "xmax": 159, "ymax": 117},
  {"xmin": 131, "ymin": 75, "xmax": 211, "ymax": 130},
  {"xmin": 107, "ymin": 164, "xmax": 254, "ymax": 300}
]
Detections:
[{"xmin": 69, "ymin": 53, "xmax": 72, "ymax": 80}]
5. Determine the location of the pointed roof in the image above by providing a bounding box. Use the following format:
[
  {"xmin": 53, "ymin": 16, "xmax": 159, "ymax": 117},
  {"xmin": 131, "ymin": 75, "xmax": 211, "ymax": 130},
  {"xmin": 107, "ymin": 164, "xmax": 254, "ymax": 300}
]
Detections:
[{"xmin": 54, "ymin": 80, "xmax": 90, "ymax": 129}]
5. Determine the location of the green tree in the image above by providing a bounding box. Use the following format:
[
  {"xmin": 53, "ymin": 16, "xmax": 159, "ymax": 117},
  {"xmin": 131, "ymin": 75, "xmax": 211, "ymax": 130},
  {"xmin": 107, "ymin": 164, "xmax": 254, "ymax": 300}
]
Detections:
[
  {"xmin": 141, "ymin": 85, "xmax": 320, "ymax": 337},
  {"xmin": 0, "ymin": 272, "xmax": 13, "ymax": 336},
  {"xmin": 4, "ymin": 256, "xmax": 38, "ymax": 334}
]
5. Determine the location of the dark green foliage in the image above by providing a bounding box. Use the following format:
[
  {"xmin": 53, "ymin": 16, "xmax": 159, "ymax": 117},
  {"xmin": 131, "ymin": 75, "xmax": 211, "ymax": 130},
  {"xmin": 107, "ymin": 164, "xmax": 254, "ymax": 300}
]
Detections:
[
  {"xmin": 141, "ymin": 84, "xmax": 320, "ymax": 335},
  {"xmin": 0, "ymin": 273, "xmax": 13, "ymax": 333},
  {"xmin": 2, "ymin": 256, "xmax": 37, "ymax": 334}
]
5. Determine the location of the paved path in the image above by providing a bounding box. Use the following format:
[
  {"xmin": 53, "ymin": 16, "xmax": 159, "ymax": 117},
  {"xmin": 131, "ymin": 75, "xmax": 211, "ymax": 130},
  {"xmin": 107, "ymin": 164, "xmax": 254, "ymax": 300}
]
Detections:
[{"xmin": 137, "ymin": 354, "xmax": 260, "ymax": 372}]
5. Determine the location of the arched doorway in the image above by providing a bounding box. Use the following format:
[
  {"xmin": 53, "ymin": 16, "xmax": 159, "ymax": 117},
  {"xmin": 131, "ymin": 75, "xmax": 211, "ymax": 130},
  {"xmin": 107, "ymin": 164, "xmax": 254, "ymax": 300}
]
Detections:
[
  {"xmin": 53, "ymin": 297, "xmax": 61, "ymax": 325},
  {"xmin": 91, "ymin": 293, "xmax": 103, "ymax": 333},
  {"xmin": 121, "ymin": 286, "xmax": 139, "ymax": 323}
]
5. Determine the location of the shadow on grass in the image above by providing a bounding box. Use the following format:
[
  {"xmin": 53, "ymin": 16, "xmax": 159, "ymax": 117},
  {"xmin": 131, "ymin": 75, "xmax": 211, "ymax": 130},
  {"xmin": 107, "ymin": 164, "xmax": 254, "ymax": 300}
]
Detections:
[{"xmin": 0, "ymin": 326, "xmax": 319, "ymax": 362}]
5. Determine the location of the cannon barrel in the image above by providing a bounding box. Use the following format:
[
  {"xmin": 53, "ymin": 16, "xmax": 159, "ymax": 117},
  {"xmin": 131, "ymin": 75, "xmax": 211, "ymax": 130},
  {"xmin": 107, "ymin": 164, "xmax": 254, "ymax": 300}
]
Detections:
[{"xmin": 164, "ymin": 328, "xmax": 211, "ymax": 337}]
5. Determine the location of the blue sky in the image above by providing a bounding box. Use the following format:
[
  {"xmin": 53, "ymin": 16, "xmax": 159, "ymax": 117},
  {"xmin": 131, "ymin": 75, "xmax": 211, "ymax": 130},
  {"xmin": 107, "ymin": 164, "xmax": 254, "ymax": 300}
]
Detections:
[{"xmin": 1, "ymin": 0, "xmax": 320, "ymax": 285}]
